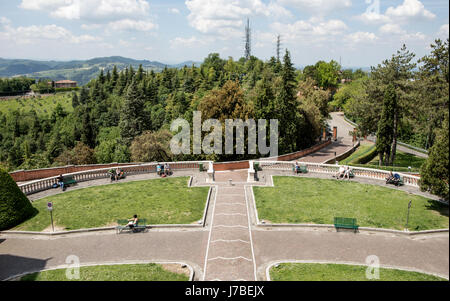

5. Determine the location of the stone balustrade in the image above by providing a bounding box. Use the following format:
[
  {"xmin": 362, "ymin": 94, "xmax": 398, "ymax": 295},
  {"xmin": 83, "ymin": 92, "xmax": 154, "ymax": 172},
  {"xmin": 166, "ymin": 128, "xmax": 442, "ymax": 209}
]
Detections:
[
  {"xmin": 18, "ymin": 161, "xmax": 212, "ymax": 195},
  {"xmin": 254, "ymin": 161, "xmax": 420, "ymax": 187}
]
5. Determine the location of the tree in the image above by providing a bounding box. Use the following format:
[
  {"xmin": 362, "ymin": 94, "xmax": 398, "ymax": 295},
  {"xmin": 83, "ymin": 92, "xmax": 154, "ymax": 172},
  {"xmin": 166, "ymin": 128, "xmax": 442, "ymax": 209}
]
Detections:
[
  {"xmin": 130, "ymin": 130, "xmax": 173, "ymax": 162},
  {"xmin": 0, "ymin": 167, "xmax": 36, "ymax": 230},
  {"xmin": 420, "ymin": 113, "xmax": 449, "ymax": 200},
  {"xmin": 119, "ymin": 79, "xmax": 146, "ymax": 144},
  {"xmin": 276, "ymin": 50, "xmax": 298, "ymax": 153},
  {"xmin": 376, "ymin": 84, "xmax": 396, "ymax": 166}
]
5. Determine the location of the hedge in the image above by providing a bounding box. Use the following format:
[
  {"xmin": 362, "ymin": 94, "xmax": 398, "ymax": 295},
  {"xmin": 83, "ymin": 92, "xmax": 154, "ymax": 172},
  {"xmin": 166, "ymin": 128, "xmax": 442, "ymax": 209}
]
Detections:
[{"xmin": 0, "ymin": 168, "xmax": 36, "ymax": 230}]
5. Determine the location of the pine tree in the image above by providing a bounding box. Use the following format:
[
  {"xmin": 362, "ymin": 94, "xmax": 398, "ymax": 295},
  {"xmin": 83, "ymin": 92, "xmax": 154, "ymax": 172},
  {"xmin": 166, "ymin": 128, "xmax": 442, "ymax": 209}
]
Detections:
[
  {"xmin": 119, "ymin": 79, "xmax": 146, "ymax": 144},
  {"xmin": 376, "ymin": 84, "xmax": 396, "ymax": 166},
  {"xmin": 420, "ymin": 113, "xmax": 449, "ymax": 200},
  {"xmin": 277, "ymin": 50, "xmax": 298, "ymax": 153}
]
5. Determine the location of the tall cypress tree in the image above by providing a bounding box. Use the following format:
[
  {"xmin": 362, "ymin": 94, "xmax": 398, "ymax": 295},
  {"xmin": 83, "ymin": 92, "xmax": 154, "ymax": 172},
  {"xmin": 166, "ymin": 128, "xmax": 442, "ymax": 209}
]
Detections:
[
  {"xmin": 277, "ymin": 50, "xmax": 298, "ymax": 153},
  {"xmin": 119, "ymin": 79, "xmax": 146, "ymax": 144}
]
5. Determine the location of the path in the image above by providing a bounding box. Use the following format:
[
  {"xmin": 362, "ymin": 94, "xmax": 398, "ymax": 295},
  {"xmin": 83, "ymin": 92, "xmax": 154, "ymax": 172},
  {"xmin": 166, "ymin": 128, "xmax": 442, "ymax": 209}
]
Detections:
[
  {"xmin": 1, "ymin": 170, "xmax": 448, "ymax": 281},
  {"xmin": 203, "ymin": 178, "xmax": 256, "ymax": 280},
  {"xmin": 297, "ymin": 112, "xmax": 355, "ymax": 163}
]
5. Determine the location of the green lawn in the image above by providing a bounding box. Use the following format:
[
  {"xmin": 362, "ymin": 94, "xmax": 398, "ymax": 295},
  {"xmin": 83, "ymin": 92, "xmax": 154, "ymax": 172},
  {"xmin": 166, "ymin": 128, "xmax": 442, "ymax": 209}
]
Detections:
[
  {"xmin": 340, "ymin": 141, "xmax": 426, "ymax": 172},
  {"xmin": 339, "ymin": 141, "xmax": 375, "ymax": 165},
  {"xmin": 367, "ymin": 151, "xmax": 426, "ymax": 170},
  {"xmin": 20, "ymin": 263, "xmax": 189, "ymax": 281},
  {"xmin": 0, "ymin": 93, "xmax": 73, "ymax": 117},
  {"xmin": 254, "ymin": 177, "xmax": 448, "ymax": 231},
  {"xmin": 269, "ymin": 263, "xmax": 447, "ymax": 281},
  {"xmin": 14, "ymin": 177, "xmax": 209, "ymax": 231}
]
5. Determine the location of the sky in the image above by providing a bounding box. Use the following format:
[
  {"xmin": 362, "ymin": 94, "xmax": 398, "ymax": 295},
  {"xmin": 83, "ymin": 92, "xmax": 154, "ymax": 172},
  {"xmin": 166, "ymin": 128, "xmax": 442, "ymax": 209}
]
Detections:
[{"xmin": 0, "ymin": 0, "xmax": 448, "ymax": 67}]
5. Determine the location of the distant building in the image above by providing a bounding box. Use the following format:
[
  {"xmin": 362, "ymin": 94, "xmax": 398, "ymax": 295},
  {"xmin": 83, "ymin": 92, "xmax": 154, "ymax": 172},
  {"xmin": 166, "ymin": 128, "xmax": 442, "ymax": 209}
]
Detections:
[{"xmin": 50, "ymin": 80, "xmax": 77, "ymax": 88}]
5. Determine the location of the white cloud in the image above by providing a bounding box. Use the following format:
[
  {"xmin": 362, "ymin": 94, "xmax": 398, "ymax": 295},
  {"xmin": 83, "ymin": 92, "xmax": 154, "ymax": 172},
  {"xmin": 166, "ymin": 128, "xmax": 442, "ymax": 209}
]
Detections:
[
  {"xmin": 278, "ymin": 0, "xmax": 351, "ymax": 15},
  {"xmin": 109, "ymin": 19, "xmax": 157, "ymax": 32},
  {"xmin": 19, "ymin": 0, "xmax": 151, "ymax": 21},
  {"xmin": 379, "ymin": 23, "xmax": 406, "ymax": 35},
  {"xmin": 345, "ymin": 31, "xmax": 378, "ymax": 44},
  {"xmin": 170, "ymin": 36, "xmax": 208, "ymax": 48},
  {"xmin": 356, "ymin": 0, "xmax": 435, "ymax": 25},
  {"xmin": 386, "ymin": 0, "xmax": 435, "ymax": 21},
  {"xmin": 169, "ymin": 8, "xmax": 181, "ymax": 14},
  {"xmin": 0, "ymin": 23, "xmax": 99, "ymax": 45},
  {"xmin": 185, "ymin": 0, "xmax": 292, "ymax": 38},
  {"xmin": 437, "ymin": 24, "xmax": 449, "ymax": 39},
  {"xmin": 270, "ymin": 18, "xmax": 348, "ymax": 41}
]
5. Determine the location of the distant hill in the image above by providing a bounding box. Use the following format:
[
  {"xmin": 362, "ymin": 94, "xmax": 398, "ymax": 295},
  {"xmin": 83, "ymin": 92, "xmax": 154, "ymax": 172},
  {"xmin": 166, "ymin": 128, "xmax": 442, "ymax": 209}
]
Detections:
[{"xmin": 0, "ymin": 57, "xmax": 201, "ymax": 85}]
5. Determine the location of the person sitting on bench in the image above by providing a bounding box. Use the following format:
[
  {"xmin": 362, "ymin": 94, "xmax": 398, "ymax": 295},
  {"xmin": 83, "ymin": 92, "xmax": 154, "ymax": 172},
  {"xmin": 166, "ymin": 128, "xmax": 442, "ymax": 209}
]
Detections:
[
  {"xmin": 386, "ymin": 171, "xmax": 394, "ymax": 182},
  {"xmin": 57, "ymin": 174, "xmax": 65, "ymax": 190},
  {"xmin": 156, "ymin": 163, "xmax": 162, "ymax": 176},
  {"xmin": 127, "ymin": 215, "xmax": 139, "ymax": 231},
  {"xmin": 335, "ymin": 165, "xmax": 345, "ymax": 179},
  {"xmin": 343, "ymin": 166, "xmax": 352, "ymax": 179},
  {"xmin": 164, "ymin": 163, "xmax": 171, "ymax": 175}
]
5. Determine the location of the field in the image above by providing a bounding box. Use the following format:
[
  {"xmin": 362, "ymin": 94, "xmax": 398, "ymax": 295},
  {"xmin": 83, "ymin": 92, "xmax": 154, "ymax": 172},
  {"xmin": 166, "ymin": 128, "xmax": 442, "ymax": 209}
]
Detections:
[
  {"xmin": 20, "ymin": 263, "xmax": 190, "ymax": 281},
  {"xmin": 253, "ymin": 176, "xmax": 448, "ymax": 231},
  {"xmin": 269, "ymin": 263, "xmax": 446, "ymax": 281},
  {"xmin": 0, "ymin": 93, "xmax": 73, "ymax": 117},
  {"xmin": 14, "ymin": 177, "xmax": 210, "ymax": 231}
]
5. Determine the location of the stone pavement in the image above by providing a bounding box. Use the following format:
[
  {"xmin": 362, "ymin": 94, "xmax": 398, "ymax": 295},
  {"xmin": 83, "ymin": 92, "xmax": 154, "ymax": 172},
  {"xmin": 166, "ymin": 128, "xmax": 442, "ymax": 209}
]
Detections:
[
  {"xmin": 297, "ymin": 112, "xmax": 355, "ymax": 163},
  {"xmin": 1, "ymin": 170, "xmax": 448, "ymax": 281}
]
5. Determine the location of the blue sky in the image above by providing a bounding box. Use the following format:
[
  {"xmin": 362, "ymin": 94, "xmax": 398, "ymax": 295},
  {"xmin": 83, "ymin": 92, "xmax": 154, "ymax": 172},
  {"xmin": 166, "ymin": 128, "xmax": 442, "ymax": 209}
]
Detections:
[{"xmin": 0, "ymin": 0, "xmax": 448, "ymax": 67}]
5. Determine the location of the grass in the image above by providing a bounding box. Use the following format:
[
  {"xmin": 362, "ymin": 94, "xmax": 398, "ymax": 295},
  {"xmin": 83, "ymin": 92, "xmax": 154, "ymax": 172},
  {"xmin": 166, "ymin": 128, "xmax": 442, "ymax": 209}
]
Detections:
[
  {"xmin": 367, "ymin": 151, "xmax": 426, "ymax": 170},
  {"xmin": 339, "ymin": 141, "xmax": 375, "ymax": 165},
  {"xmin": 20, "ymin": 263, "xmax": 190, "ymax": 281},
  {"xmin": 14, "ymin": 177, "xmax": 209, "ymax": 231},
  {"xmin": 0, "ymin": 93, "xmax": 73, "ymax": 117},
  {"xmin": 339, "ymin": 141, "xmax": 426, "ymax": 172},
  {"xmin": 269, "ymin": 263, "xmax": 447, "ymax": 281},
  {"xmin": 253, "ymin": 176, "xmax": 448, "ymax": 231}
]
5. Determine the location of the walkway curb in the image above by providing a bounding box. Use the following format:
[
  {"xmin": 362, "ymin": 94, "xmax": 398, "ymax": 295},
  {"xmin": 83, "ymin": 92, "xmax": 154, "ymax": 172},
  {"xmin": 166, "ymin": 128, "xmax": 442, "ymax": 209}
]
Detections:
[
  {"xmin": 264, "ymin": 260, "xmax": 449, "ymax": 281},
  {"xmin": 3, "ymin": 261, "xmax": 195, "ymax": 282}
]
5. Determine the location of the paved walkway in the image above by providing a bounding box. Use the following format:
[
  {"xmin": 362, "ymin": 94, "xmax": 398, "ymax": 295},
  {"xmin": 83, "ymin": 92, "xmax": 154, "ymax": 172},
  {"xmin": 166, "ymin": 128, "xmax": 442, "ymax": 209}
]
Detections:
[
  {"xmin": 298, "ymin": 112, "xmax": 355, "ymax": 163},
  {"xmin": 1, "ymin": 170, "xmax": 448, "ymax": 281}
]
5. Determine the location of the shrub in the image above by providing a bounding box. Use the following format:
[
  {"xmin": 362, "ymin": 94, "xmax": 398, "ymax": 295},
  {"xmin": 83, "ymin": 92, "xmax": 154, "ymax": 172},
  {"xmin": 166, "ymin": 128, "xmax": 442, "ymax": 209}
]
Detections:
[{"xmin": 0, "ymin": 168, "xmax": 36, "ymax": 230}]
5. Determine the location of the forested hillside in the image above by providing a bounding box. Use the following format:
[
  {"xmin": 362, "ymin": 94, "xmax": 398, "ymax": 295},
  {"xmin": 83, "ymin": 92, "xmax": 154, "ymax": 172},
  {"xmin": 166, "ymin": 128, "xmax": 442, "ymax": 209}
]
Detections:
[{"xmin": 0, "ymin": 51, "xmax": 333, "ymax": 171}]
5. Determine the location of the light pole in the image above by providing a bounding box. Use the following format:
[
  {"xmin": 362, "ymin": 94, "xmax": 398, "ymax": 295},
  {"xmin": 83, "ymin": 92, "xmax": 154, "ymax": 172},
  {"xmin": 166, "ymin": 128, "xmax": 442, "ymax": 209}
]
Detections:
[{"xmin": 405, "ymin": 200, "xmax": 412, "ymax": 231}]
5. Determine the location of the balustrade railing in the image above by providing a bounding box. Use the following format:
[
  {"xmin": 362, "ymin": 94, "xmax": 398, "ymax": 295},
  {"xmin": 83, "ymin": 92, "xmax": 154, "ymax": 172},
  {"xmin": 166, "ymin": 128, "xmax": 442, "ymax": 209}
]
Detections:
[
  {"xmin": 256, "ymin": 161, "xmax": 420, "ymax": 187},
  {"xmin": 18, "ymin": 161, "xmax": 212, "ymax": 195}
]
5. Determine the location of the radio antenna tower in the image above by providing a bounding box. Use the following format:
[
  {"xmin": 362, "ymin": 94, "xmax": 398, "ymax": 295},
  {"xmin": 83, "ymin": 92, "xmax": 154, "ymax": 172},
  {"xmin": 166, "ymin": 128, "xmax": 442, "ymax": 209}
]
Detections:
[
  {"xmin": 276, "ymin": 35, "xmax": 281, "ymax": 61},
  {"xmin": 245, "ymin": 18, "xmax": 251, "ymax": 60}
]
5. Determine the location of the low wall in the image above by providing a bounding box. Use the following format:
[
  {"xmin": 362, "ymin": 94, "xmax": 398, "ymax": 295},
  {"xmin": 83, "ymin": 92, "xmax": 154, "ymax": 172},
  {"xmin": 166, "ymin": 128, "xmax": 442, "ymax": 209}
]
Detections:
[
  {"xmin": 18, "ymin": 161, "xmax": 211, "ymax": 196},
  {"xmin": 214, "ymin": 160, "xmax": 250, "ymax": 171},
  {"xmin": 10, "ymin": 163, "xmax": 138, "ymax": 183},
  {"xmin": 260, "ymin": 139, "xmax": 332, "ymax": 162},
  {"xmin": 256, "ymin": 160, "xmax": 421, "ymax": 187}
]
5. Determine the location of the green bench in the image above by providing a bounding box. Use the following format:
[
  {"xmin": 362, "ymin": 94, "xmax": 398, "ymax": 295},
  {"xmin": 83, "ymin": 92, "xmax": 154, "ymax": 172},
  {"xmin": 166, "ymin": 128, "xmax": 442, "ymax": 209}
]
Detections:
[
  {"xmin": 116, "ymin": 218, "xmax": 147, "ymax": 234},
  {"xmin": 293, "ymin": 165, "xmax": 308, "ymax": 174},
  {"xmin": 63, "ymin": 176, "xmax": 77, "ymax": 186},
  {"xmin": 334, "ymin": 217, "xmax": 358, "ymax": 232}
]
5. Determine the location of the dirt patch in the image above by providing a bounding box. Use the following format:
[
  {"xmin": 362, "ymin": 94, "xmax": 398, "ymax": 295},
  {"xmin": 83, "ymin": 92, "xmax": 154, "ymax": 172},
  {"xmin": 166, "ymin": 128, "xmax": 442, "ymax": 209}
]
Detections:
[
  {"xmin": 42, "ymin": 224, "xmax": 65, "ymax": 232},
  {"xmin": 161, "ymin": 264, "xmax": 190, "ymax": 277}
]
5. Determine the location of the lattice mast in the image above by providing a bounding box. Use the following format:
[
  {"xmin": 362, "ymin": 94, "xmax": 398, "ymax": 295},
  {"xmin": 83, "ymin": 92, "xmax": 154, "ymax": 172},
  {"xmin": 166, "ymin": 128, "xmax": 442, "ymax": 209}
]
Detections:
[
  {"xmin": 245, "ymin": 18, "xmax": 251, "ymax": 60},
  {"xmin": 276, "ymin": 35, "xmax": 281, "ymax": 61}
]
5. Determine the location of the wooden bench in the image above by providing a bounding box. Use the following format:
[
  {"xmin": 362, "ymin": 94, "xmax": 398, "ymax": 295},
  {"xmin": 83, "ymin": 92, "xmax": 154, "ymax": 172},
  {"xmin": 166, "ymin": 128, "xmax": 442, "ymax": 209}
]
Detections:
[
  {"xmin": 116, "ymin": 218, "xmax": 147, "ymax": 234},
  {"xmin": 63, "ymin": 176, "xmax": 77, "ymax": 186},
  {"xmin": 334, "ymin": 217, "xmax": 358, "ymax": 232},
  {"xmin": 293, "ymin": 165, "xmax": 308, "ymax": 174}
]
